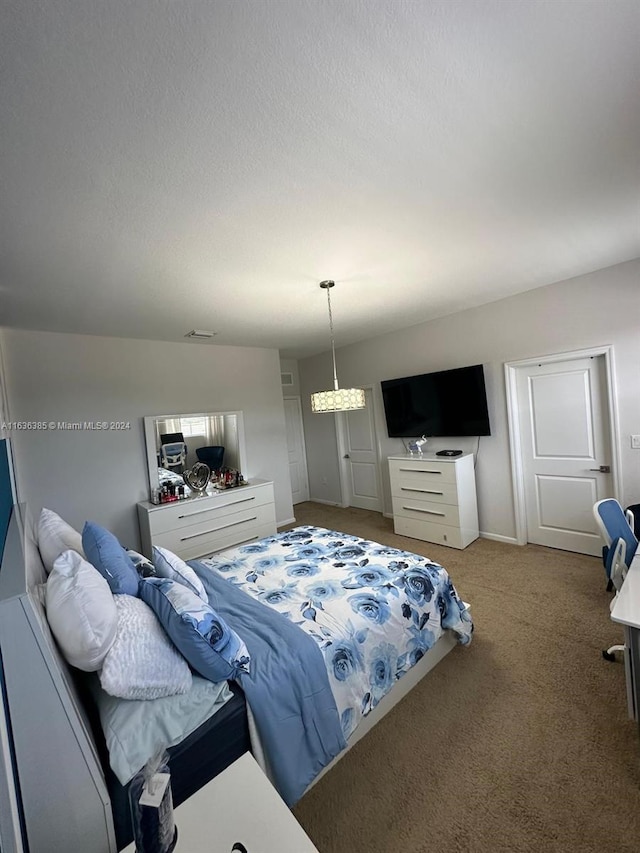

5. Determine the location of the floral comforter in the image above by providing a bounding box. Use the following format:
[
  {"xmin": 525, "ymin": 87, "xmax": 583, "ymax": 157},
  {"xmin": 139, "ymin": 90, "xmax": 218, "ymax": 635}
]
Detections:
[{"xmin": 201, "ymin": 525, "xmax": 473, "ymax": 740}]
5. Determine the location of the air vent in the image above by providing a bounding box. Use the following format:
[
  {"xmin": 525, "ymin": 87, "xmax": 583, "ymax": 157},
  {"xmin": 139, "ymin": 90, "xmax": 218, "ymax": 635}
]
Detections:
[
  {"xmin": 281, "ymin": 372, "xmax": 294, "ymax": 386},
  {"xmin": 184, "ymin": 330, "xmax": 217, "ymax": 340}
]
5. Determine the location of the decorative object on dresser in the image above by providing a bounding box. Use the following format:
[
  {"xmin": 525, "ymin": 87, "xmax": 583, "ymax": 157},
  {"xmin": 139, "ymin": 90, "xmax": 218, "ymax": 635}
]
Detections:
[
  {"xmin": 137, "ymin": 479, "xmax": 277, "ymax": 561},
  {"xmin": 388, "ymin": 453, "xmax": 479, "ymax": 549},
  {"xmin": 404, "ymin": 434, "xmax": 428, "ymax": 455},
  {"xmin": 182, "ymin": 462, "xmax": 211, "ymax": 497}
]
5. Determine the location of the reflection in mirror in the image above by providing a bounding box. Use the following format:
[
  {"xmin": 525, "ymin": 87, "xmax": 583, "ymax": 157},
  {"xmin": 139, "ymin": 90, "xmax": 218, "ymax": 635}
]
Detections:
[{"xmin": 144, "ymin": 411, "xmax": 245, "ymax": 500}]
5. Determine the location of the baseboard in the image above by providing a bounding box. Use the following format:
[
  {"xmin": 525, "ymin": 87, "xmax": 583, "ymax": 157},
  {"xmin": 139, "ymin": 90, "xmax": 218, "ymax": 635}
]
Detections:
[
  {"xmin": 479, "ymin": 531, "xmax": 519, "ymax": 545},
  {"xmin": 277, "ymin": 517, "xmax": 296, "ymax": 529},
  {"xmin": 308, "ymin": 497, "xmax": 342, "ymax": 507}
]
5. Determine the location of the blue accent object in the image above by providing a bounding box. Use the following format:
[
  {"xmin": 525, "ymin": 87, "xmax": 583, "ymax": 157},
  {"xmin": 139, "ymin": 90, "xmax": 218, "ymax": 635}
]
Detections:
[
  {"xmin": 595, "ymin": 498, "xmax": 638, "ymax": 580},
  {"xmin": 139, "ymin": 578, "xmax": 250, "ymax": 683},
  {"xmin": 0, "ymin": 439, "xmax": 14, "ymax": 560},
  {"xmin": 82, "ymin": 522, "xmax": 139, "ymax": 596},
  {"xmin": 195, "ymin": 445, "xmax": 225, "ymax": 471},
  {"xmin": 190, "ymin": 561, "xmax": 347, "ymax": 806}
]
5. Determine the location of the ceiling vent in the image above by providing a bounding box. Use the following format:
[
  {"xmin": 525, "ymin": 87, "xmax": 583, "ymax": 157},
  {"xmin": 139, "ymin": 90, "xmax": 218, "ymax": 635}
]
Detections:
[{"xmin": 184, "ymin": 329, "xmax": 217, "ymax": 340}]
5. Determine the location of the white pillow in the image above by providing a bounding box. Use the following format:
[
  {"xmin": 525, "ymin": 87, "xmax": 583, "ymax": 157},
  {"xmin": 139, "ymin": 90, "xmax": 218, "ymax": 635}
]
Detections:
[
  {"xmin": 45, "ymin": 550, "xmax": 118, "ymax": 671},
  {"xmin": 152, "ymin": 546, "xmax": 208, "ymax": 601},
  {"xmin": 38, "ymin": 508, "xmax": 85, "ymax": 575},
  {"xmin": 99, "ymin": 596, "xmax": 192, "ymax": 701}
]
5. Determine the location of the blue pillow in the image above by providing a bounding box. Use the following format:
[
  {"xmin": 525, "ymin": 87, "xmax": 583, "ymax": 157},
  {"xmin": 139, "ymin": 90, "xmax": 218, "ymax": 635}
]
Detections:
[
  {"xmin": 82, "ymin": 522, "xmax": 139, "ymax": 597},
  {"xmin": 139, "ymin": 578, "xmax": 250, "ymax": 683}
]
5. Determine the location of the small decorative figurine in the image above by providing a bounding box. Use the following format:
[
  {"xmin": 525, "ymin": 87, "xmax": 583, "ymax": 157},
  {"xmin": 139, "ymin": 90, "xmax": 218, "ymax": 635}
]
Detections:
[{"xmin": 407, "ymin": 435, "xmax": 428, "ymax": 454}]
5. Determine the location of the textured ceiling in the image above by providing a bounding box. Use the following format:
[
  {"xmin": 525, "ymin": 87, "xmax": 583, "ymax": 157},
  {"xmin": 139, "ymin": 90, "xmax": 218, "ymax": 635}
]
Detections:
[{"xmin": 1, "ymin": 0, "xmax": 639, "ymax": 359}]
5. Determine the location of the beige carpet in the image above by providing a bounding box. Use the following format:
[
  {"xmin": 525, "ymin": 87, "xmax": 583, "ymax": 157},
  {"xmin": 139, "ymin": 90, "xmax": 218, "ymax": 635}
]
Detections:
[{"xmin": 287, "ymin": 503, "xmax": 640, "ymax": 853}]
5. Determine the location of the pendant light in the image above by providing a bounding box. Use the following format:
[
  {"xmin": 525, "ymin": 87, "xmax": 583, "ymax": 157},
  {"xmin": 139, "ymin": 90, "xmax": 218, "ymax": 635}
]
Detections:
[{"xmin": 310, "ymin": 280, "xmax": 366, "ymax": 413}]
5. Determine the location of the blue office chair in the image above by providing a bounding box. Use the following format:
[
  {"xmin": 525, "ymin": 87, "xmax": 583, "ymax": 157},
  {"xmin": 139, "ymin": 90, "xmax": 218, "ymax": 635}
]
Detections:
[
  {"xmin": 593, "ymin": 498, "xmax": 638, "ymax": 661},
  {"xmin": 195, "ymin": 445, "xmax": 225, "ymax": 473}
]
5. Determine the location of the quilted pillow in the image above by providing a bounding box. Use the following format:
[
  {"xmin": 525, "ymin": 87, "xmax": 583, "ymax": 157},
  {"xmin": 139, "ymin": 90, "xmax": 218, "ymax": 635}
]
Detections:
[
  {"xmin": 139, "ymin": 578, "xmax": 250, "ymax": 683},
  {"xmin": 82, "ymin": 522, "xmax": 139, "ymax": 597},
  {"xmin": 37, "ymin": 508, "xmax": 85, "ymax": 575},
  {"xmin": 152, "ymin": 546, "xmax": 207, "ymax": 601},
  {"xmin": 45, "ymin": 549, "xmax": 118, "ymax": 671},
  {"xmin": 99, "ymin": 596, "xmax": 192, "ymax": 700}
]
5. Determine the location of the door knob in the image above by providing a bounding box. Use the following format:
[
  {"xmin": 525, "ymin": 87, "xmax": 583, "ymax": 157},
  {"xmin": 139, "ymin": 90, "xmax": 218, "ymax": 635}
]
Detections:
[
  {"xmin": 589, "ymin": 465, "xmax": 611, "ymax": 473},
  {"xmin": 343, "ymin": 454, "xmax": 350, "ymax": 459}
]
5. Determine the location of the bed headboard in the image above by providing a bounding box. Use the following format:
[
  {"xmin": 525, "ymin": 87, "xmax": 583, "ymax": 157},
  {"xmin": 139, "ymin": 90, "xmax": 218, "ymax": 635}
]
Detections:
[{"xmin": 0, "ymin": 505, "xmax": 117, "ymax": 852}]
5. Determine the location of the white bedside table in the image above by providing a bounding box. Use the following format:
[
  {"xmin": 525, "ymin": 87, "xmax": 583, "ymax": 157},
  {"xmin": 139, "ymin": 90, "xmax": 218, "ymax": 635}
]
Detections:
[{"xmin": 123, "ymin": 752, "xmax": 320, "ymax": 852}]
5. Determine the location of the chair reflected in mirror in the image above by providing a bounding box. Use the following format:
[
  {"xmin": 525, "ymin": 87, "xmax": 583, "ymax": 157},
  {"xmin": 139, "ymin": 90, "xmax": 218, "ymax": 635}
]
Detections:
[
  {"xmin": 159, "ymin": 432, "xmax": 188, "ymax": 473},
  {"xmin": 196, "ymin": 445, "xmax": 225, "ymax": 474}
]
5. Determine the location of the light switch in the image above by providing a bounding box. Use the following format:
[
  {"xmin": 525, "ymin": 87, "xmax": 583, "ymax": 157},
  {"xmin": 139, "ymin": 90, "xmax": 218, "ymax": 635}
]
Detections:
[{"xmin": 631, "ymin": 435, "xmax": 640, "ymax": 449}]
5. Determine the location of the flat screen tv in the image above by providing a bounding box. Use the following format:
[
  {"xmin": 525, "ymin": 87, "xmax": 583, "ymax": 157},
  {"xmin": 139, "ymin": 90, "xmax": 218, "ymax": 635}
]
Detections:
[{"xmin": 381, "ymin": 364, "xmax": 491, "ymax": 438}]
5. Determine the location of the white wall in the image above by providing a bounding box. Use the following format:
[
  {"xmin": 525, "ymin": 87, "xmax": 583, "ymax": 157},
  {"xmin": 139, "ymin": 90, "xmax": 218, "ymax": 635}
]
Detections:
[
  {"xmin": 0, "ymin": 329, "xmax": 294, "ymax": 548},
  {"xmin": 299, "ymin": 258, "xmax": 640, "ymax": 540}
]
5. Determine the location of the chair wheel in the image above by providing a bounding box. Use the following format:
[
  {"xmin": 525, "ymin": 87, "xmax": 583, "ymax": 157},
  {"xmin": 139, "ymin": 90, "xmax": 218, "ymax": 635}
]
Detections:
[{"xmin": 602, "ymin": 650, "xmax": 616, "ymax": 662}]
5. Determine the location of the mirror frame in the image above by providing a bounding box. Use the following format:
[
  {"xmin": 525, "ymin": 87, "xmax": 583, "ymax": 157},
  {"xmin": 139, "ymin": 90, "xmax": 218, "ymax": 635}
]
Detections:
[{"xmin": 143, "ymin": 410, "xmax": 247, "ymax": 501}]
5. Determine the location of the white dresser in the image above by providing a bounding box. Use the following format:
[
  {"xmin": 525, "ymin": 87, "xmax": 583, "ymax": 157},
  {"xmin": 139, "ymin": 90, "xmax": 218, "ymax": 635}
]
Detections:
[
  {"xmin": 388, "ymin": 454, "xmax": 479, "ymax": 549},
  {"xmin": 137, "ymin": 479, "xmax": 277, "ymax": 561}
]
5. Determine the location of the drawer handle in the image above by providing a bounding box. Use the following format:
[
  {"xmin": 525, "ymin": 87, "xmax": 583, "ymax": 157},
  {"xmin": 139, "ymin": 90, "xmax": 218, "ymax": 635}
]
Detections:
[
  {"xmin": 400, "ymin": 487, "xmax": 444, "ymax": 496},
  {"xmin": 398, "ymin": 468, "xmax": 442, "ymax": 474},
  {"xmin": 402, "ymin": 505, "xmax": 445, "ymax": 517},
  {"xmin": 178, "ymin": 496, "xmax": 255, "ymax": 519},
  {"xmin": 180, "ymin": 516, "xmax": 258, "ymax": 541}
]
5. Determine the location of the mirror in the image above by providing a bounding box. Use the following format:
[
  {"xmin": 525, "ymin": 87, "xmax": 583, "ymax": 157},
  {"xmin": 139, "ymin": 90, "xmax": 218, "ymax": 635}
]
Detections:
[{"xmin": 143, "ymin": 411, "xmax": 246, "ymax": 501}]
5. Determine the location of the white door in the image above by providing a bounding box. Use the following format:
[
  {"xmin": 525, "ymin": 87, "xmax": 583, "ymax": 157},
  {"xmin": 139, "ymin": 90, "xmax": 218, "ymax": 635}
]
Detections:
[
  {"xmin": 283, "ymin": 397, "xmax": 310, "ymax": 504},
  {"xmin": 339, "ymin": 388, "xmax": 382, "ymax": 512},
  {"xmin": 515, "ymin": 355, "xmax": 614, "ymax": 555}
]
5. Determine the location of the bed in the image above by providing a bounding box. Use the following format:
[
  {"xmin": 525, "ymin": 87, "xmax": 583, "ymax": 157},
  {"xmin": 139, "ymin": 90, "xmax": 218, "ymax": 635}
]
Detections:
[
  {"xmin": 0, "ymin": 504, "xmax": 472, "ymax": 852},
  {"xmin": 157, "ymin": 467, "xmax": 186, "ymax": 490}
]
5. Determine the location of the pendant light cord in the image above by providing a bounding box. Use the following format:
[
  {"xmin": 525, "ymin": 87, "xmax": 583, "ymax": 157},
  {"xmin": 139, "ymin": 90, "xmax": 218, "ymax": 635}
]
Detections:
[{"xmin": 325, "ymin": 283, "xmax": 340, "ymax": 392}]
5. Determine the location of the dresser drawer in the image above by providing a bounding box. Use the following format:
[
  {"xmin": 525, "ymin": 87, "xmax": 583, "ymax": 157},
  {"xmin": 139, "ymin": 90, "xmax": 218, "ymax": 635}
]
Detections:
[
  {"xmin": 391, "ymin": 495, "xmax": 461, "ymax": 528},
  {"xmin": 390, "ymin": 480, "xmax": 459, "ymax": 506},
  {"xmin": 393, "ymin": 515, "xmax": 465, "ymax": 549},
  {"xmin": 138, "ymin": 479, "xmax": 277, "ymax": 560},
  {"xmin": 389, "ymin": 458, "xmax": 457, "ymax": 487},
  {"xmin": 153, "ymin": 503, "xmax": 277, "ymax": 561},
  {"xmin": 147, "ymin": 484, "xmax": 274, "ymax": 536}
]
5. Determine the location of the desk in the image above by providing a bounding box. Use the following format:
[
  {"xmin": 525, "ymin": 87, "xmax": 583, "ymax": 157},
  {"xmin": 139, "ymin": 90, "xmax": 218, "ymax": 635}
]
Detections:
[{"xmin": 610, "ymin": 553, "xmax": 640, "ymax": 727}]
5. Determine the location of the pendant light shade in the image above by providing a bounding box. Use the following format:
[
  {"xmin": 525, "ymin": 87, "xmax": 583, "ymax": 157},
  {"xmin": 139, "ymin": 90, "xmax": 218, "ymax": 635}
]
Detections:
[
  {"xmin": 310, "ymin": 280, "xmax": 366, "ymax": 414},
  {"xmin": 310, "ymin": 387, "xmax": 366, "ymax": 413}
]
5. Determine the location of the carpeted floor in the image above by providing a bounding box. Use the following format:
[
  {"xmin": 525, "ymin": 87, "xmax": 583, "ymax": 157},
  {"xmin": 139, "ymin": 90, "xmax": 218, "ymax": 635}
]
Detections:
[{"xmin": 287, "ymin": 502, "xmax": 640, "ymax": 853}]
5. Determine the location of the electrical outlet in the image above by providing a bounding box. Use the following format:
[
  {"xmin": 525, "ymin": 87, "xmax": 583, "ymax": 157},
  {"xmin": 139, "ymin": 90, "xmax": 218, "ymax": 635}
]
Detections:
[{"xmin": 631, "ymin": 435, "xmax": 640, "ymax": 449}]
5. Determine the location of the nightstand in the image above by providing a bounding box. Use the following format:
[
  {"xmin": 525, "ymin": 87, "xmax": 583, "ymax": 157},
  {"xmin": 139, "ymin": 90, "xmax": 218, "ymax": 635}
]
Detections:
[{"xmin": 123, "ymin": 752, "xmax": 319, "ymax": 852}]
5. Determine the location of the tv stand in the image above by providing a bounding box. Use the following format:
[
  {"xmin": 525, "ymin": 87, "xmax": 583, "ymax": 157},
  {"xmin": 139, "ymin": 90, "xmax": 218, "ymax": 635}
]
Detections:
[{"xmin": 388, "ymin": 453, "xmax": 479, "ymax": 549}]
